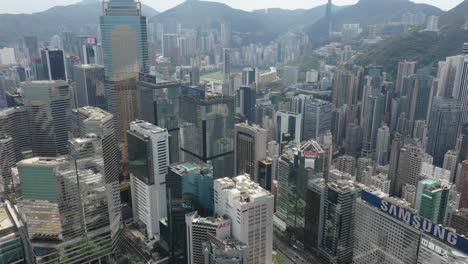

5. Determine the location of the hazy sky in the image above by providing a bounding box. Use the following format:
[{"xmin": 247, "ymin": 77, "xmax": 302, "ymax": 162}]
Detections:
[{"xmin": 0, "ymin": 0, "xmax": 464, "ymax": 14}]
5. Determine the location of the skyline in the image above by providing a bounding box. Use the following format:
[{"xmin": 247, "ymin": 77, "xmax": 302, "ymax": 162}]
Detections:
[{"xmin": 0, "ymin": 0, "xmax": 464, "ymax": 15}]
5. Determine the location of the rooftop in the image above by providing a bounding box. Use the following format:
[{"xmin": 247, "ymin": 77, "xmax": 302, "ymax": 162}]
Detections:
[
  {"xmin": 78, "ymin": 106, "xmax": 113, "ymax": 121},
  {"xmin": 130, "ymin": 120, "xmax": 167, "ymax": 135},
  {"xmin": 17, "ymin": 157, "xmax": 69, "ymax": 166},
  {"xmin": 215, "ymin": 174, "xmax": 272, "ymax": 204}
]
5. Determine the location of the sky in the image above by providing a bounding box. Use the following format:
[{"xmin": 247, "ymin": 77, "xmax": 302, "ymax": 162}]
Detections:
[{"xmin": 0, "ymin": 0, "xmax": 464, "ymax": 14}]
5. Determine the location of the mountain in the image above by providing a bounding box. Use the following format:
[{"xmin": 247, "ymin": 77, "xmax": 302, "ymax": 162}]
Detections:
[
  {"xmin": 306, "ymin": 0, "xmax": 443, "ymax": 43},
  {"xmin": 356, "ymin": 0, "xmax": 468, "ymax": 78},
  {"xmin": 0, "ymin": 0, "xmax": 159, "ymax": 46},
  {"xmin": 150, "ymin": 1, "xmax": 345, "ymax": 43}
]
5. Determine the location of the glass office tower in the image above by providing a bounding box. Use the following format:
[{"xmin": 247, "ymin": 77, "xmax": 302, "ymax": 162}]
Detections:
[
  {"xmin": 100, "ymin": 0, "xmax": 149, "ymax": 146},
  {"xmin": 180, "ymin": 87, "xmax": 235, "ymax": 178}
]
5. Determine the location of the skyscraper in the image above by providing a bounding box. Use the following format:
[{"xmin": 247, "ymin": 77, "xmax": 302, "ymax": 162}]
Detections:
[
  {"xmin": 318, "ymin": 180, "xmax": 361, "ymax": 264},
  {"xmin": 304, "ymin": 178, "xmax": 325, "ymax": 250},
  {"xmin": 415, "ymin": 179, "xmax": 450, "ymax": 224},
  {"xmin": 0, "ymin": 107, "xmax": 32, "ymax": 161},
  {"xmin": 326, "ymin": 0, "xmax": 332, "ymax": 37},
  {"xmin": 396, "ymin": 140, "xmax": 433, "ymax": 196},
  {"xmin": 395, "ymin": 60, "xmax": 417, "ymax": 93},
  {"xmin": 283, "ymin": 66, "xmax": 299, "ymax": 87},
  {"xmin": 17, "ymin": 156, "xmax": 114, "ymax": 263},
  {"xmin": 237, "ymin": 86, "xmax": 256, "ymax": 122},
  {"xmin": 276, "ymin": 111, "xmax": 302, "ymax": 144},
  {"xmin": 354, "ymin": 192, "xmax": 421, "ymax": 263},
  {"xmin": 220, "ymin": 20, "xmax": 231, "ymax": 48},
  {"xmin": 375, "ymin": 125, "xmax": 390, "ymax": 165},
  {"xmin": 242, "ymin": 67, "xmax": 257, "ymax": 88},
  {"xmin": 276, "ymin": 141, "xmax": 324, "ymax": 242},
  {"xmin": 214, "ymin": 175, "xmax": 274, "ymax": 264},
  {"xmin": 127, "ymin": 120, "xmax": 169, "ymax": 240},
  {"xmin": 427, "ymin": 97, "xmax": 461, "ymax": 166},
  {"xmin": 333, "ymin": 68, "xmax": 355, "ymax": 108},
  {"xmin": 361, "ymin": 90, "xmax": 385, "ymax": 157},
  {"xmin": 408, "ymin": 70, "xmax": 433, "ymax": 126},
  {"xmin": 234, "ymin": 123, "xmax": 268, "ymax": 182},
  {"xmin": 137, "ymin": 79, "xmax": 181, "ymax": 163},
  {"xmin": 222, "ymin": 48, "xmax": 231, "ymax": 96},
  {"xmin": 40, "ymin": 48, "xmax": 67, "ymax": 81},
  {"xmin": 453, "ymin": 43, "xmax": 468, "ymax": 125},
  {"xmin": 185, "ymin": 212, "xmax": 232, "ymax": 264},
  {"xmin": 458, "ymin": 123, "xmax": 468, "ymax": 163},
  {"xmin": 74, "ymin": 106, "xmax": 121, "ymax": 233},
  {"xmin": 180, "ymin": 88, "xmax": 235, "ymax": 178},
  {"xmin": 0, "ymin": 136, "xmax": 15, "ymax": 199},
  {"xmin": 168, "ymin": 161, "xmax": 214, "ymax": 215},
  {"xmin": 302, "ymin": 98, "xmax": 333, "ymax": 141},
  {"xmin": 100, "ymin": 0, "xmax": 149, "ymax": 145},
  {"xmin": 22, "ymin": 81, "xmax": 72, "ymax": 157},
  {"xmin": 73, "ymin": 64, "xmax": 106, "ymax": 109},
  {"xmin": 457, "ymin": 161, "xmax": 468, "ymax": 209},
  {"xmin": 24, "ymin": 35, "xmax": 39, "ymax": 60}
]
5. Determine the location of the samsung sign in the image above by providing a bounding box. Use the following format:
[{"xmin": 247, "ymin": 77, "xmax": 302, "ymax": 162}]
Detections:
[{"xmin": 361, "ymin": 191, "xmax": 468, "ymax": 254}]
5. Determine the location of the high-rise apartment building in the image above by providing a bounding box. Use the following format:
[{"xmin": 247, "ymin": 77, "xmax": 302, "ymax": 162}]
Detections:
[
  {"xmin": 302, "ymin": 98, "xmax": 332, "ymax": 141},
  {"xmin": 234, "ymin": 123, "xmax": 268, "ymax": 182},
  {"xmin": 427, "ymin": 97, "xmax": 461, "ymax": 166},
  {"xmin": 395, "ymin": 140, "xmax": 433, "ymax": 196},
  {"xmin": 22, "ymin": 81, "xmax": 72, "ymax": 157},
  {"xmin": 334, "ymin": 155, "xmax": 357, "ymax": 175},
  {"xmin": 214, "ymin": 175, "xmax": 274, "ymax": 264},
  {"xmin": 73, "ymin": 64, "xmax": 106, "ymax": 109},
  {"xmin": 40, "ymin": 48, "xmax": 67, "ymax": 81},
  {"xmin": 318, "ymin": 180, "xmax": 361, "ymax": 264},
  {"xmin": 220, "ymin": 21, "xmax": 231, "ymax": 48},
  {"xmin": 458, "ymin": 161, "xmax": 468, "ymax": 209},
  {"xmin": 283, "ymin": 66, "xmax": 299, "ymax": 87},
  {"xmin": 100, "ymin": 0, "xmax": 149, "ymax": 144},
  {"xmin": 127, "ymin": 120, "xmax": 169, "ymax": 240},
  {"xmin": 180, "ymin": 88, "xmax": 235, "ymax": 178},
  {"xmin": 395, "ymin": 60, "xmax": 417, "ymax": 93},
  {"xmin": 375, "ymin": 125, "xmax": 390, "ymax": 165},
  {"xmin": 333, "ymin": 68, "xmax": 355, "ymax": 108}
]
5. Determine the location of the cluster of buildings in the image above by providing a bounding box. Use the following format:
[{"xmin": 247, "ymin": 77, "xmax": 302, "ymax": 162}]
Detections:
[{"xmin": 0, "ymin": 0, "xmax": 467, "ymax": 264}]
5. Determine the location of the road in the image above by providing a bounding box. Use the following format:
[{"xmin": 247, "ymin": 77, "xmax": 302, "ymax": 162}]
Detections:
[{"xmin": 273, "ymin": 230, "xmax": 323, "ymax": 264}]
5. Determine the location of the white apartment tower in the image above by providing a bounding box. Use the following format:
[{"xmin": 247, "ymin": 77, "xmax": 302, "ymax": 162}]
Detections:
[{"xmin": 214, "ymin": 175, "xmax": 274, "ymax": 264}]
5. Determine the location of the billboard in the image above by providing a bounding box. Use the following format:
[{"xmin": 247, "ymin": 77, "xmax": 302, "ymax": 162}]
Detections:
[{"xmin": 361, "ymin": 190, "xmax": 468, "ymax": 254}]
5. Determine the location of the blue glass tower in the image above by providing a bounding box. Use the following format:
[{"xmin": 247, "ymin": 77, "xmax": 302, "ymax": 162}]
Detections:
[{"xmin": 100, "ymin": 0, "xmax": 149, "ymax": 145}]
